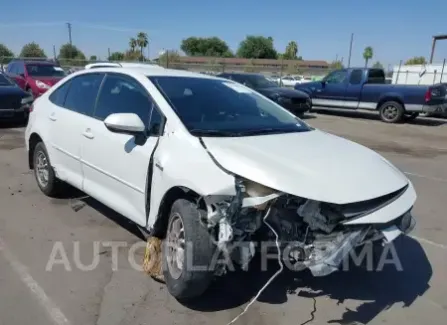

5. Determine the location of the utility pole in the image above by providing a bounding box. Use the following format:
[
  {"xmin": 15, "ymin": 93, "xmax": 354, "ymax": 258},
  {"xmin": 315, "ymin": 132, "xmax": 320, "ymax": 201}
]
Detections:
[
  {"xmin": 53, "ymin": 45, "xmax": 57, "ymax": 60},
  {"xmin": 108, "ymin": 48, "xmax": 111, "ymax": 60},
  {"xmin": 335, "ymin": 54, "xmax": 338, "ymax": 62},
  {"xmin": 66, "ymin": 22, "xmax": 72, "ymax": 45},
  {"xmin": 347, "ymin": 33, "xmax": 354, "ymax": 68}
]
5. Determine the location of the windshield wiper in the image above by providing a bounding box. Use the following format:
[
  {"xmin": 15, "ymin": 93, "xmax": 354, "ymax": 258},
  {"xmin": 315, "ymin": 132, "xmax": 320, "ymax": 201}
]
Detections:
[
  {"xmin": 235, "ymin": 128, "xmax": 303, "ymax": 136},
  {"xmin": 189, "ymin": 129, "xmax": 239, "ymax": 137}
]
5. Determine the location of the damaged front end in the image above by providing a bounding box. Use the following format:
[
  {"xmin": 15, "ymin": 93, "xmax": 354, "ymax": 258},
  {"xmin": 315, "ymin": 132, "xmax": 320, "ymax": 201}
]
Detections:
[{"xmin": 201, "ymin": 178, "xmax": 416, "ymax": 277}]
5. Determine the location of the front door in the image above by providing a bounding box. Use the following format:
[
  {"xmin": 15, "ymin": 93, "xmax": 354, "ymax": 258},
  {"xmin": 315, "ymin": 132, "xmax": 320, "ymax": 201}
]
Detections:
[
  {"xmin": 81, "ymin": 73, "xmax": 163, "ymax": 226},
  {"xmin": 313, "ymin": 69, "xmax": 348, "ymax": 107}
]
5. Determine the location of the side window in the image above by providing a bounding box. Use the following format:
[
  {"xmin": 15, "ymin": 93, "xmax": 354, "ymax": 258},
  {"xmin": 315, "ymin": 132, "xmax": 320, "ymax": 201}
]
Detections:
[
  {"xmin": 349, "ymin": 69, "xmax": 363, "ymax": 85},
  {"xmin": 16, "ymin": 63, "xmax": 25, "ymax": 75},
  {"xmin": 49, "ymin": 80, "xmax": 72, "ymax": 107},
  {"xmin": 94, "ymin": 74, "xmax": 153, "ymax": 127},
  {"xmin": 7, "ymin": 62, "xmax": 15, "ymax": 74},
  {"xmin": 324, "ymin": 70, "xmax": 348, "ymax": 84},
  {"xmin": 64, "ymin": 73, "xmax": 104, "ymax": 116}
]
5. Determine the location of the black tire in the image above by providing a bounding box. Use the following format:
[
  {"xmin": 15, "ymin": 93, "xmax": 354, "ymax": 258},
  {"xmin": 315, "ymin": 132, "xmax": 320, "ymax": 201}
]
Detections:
[
  {"xmin": 405, "ymin": 112, "xmax": 419, "ymax": 121},
  {"xmin": 33, "ymin": 142, "xmax": 64, "ymax": 197},
  {"xmin": 379, "ymin": 101, "xmax": 405, "ymax": 123},
  {"xmin": 162, "ymin": 198, "xmax": 216, "ymax": 300}
]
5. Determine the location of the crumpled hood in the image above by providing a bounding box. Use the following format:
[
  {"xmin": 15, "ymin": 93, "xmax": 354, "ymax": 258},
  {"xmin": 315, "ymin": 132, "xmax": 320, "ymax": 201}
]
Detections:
[{"xmin": 201, "ymin": 130, "xmax": 409, "ymax": 204}]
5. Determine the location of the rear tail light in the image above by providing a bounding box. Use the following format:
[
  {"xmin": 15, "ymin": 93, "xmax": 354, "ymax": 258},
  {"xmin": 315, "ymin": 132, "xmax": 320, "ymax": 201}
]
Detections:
[{"xmin": 424, "ymin": 89, "xmax": 432, "ymax": 102}]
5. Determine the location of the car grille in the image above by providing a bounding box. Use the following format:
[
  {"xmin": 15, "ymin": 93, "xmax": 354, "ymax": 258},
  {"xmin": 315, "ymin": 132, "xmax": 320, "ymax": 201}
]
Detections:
[
  {"xmin": 0, "ymin": 95, "xmax": 22, "ymax": 110},
  {"xmin": 334, "ymin": 184, "xmax": 409, "ymax": 220}
]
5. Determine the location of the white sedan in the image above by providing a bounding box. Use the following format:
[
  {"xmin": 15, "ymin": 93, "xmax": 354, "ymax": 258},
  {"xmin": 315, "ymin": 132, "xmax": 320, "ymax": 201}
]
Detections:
[
  {"xmin": 25, "ymin": 67, "xmax": 416, "ymax": 300},
  {"xmin": 278, "ymin": 75, "xmax": 299, "ymax": 87}
]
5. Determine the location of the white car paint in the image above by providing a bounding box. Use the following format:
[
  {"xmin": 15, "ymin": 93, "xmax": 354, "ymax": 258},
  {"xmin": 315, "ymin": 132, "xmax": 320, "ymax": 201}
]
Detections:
[
  {"xmin": 25, "ymin": 67, "xmax": 416, "ymax": 276},
  {"xmin": 85, "ymin": 62, "xmax": 165, "ymax": 70},
  {"xmin": 201, "ymin": 130, "xmax": 408, "ymax": 205}
]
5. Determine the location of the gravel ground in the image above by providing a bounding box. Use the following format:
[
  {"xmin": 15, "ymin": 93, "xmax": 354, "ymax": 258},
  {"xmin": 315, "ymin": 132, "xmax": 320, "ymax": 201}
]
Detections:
[{"xmin": 0, "ymin": 109, "xmax": 446, "ymax": 325}]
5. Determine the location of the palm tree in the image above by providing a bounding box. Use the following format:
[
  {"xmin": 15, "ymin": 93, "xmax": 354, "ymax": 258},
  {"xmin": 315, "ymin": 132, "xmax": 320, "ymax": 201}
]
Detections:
[
  {"xmin": 129, "ymin": 38, "xmax": 137, "ymax": 52},
  {"xmin": 363, "ymin": 46, "xmax": 374, "ymax": 67},
  {"xmin": 285, "ymin": 41, "xmax": 298, "ymax": 59},
  {"xmin": 137, "ymin": 32, "xmax": 149, "ymax": 61}
]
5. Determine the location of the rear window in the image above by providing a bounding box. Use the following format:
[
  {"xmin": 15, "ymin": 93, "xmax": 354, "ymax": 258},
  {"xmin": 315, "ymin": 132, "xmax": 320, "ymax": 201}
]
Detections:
[
  {"xmin": 26, "ymin": 64, "xmax": 66, "ymax": 77},
  {"xmin": 367, "ymin": 69, "xmax": 385, "ymax": 84}
]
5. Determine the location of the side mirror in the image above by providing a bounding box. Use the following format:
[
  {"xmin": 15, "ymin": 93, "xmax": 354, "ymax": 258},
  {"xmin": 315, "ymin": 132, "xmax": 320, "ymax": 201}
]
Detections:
[
  {"xmin": 104, "ymin": 113, "xmax": 146, "ymax": 135},
  {"xmin": 19, "ymin": 73, "xmax": 26, "ymax": 78},
  {"xmin": 321, "ymin": 80, "xmax": 326, "ymax": 88}
]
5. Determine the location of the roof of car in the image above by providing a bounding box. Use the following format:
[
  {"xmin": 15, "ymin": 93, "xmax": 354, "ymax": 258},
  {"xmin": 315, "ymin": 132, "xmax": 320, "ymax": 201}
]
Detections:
[
  {"xmin": 73, "ymin": 66, "xmax": 220, "ymax": 80},
  {"xmin": 11, "ymin": 59, "xmax": 59, "ymax": 65}
]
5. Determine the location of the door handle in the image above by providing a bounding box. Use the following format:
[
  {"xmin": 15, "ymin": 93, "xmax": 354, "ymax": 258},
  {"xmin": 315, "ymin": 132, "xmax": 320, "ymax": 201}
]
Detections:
[
  {"xmin": 49, "ymin": 114, "xmax": 57, "ymax": 121},
  {"xmin": 82, "ymin": 129, "xmax": 94, "ymax": 139}
]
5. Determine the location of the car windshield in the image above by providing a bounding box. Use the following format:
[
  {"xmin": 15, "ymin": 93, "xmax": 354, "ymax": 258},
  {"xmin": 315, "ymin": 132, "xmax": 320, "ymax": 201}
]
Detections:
[
  {"xmin": 0, "ymin": 74, "xmax": 14, "ymax": 86},
  {"xmin": 149, "ymin": 76, "xmax": 313, "ymax": 137},
  {"xmin": 246, "ymin": 75, "xmax": 278, "ymax": 88},
  {"xmin": 26, "ymin": 64, "xmax": 66, "ymax": 77}
]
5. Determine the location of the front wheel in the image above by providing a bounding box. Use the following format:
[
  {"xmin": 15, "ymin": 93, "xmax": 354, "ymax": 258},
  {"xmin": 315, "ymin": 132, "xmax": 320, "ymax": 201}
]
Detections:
[
  {"xmin": 162, "ymin": 198, "xmax": 216, "ymax": 300},
  {"xmin": 379, "ymin": 101, "xmax": 405, "ymax": 123}
]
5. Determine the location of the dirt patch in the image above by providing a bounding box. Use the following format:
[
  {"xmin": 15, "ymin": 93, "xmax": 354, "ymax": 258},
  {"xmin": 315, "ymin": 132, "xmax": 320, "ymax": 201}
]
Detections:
[{"xmin": 0, "ymin": 137, "xmax": 24, "ymax": 150}]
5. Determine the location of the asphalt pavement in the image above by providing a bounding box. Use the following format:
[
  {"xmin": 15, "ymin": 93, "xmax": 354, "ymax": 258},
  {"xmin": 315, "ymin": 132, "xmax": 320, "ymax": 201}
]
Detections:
[{"xmin": 0, "ymin": 109, "xmax": 446, "ymax": 325}]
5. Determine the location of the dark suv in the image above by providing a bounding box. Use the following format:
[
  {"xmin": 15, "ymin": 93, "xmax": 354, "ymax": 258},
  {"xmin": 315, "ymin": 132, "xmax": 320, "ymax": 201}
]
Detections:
[{"xmin": 6, "ymin": 59, "xmax": 66, "ymax": 98}]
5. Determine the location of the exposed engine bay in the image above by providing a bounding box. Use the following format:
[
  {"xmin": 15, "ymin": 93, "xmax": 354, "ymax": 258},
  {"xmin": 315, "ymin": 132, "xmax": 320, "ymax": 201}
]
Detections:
[{"xmin": 202, "ymin": 178, "xmax": 415, "ymax": 277}]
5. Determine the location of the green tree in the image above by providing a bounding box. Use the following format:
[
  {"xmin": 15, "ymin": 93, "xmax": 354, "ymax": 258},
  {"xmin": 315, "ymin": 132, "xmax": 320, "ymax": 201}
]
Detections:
[
  {"xmin": 58, "ymin": 43, "xmax": 85, "ymax": 59},
  {"xmin": 363, "ymin": 46, "xmax": 373, "ymax": 67},
  {"xmin": 157, "ymin": 50, "xmax": 181, "ymax": 68},
  {"xmin": 19, "ymin": 42, "xmax": 46, "ymax": 58},
  {"xmin": 124, "ymin": 50, "xmax": 140, "ymax": 61},
  {"xmin": 237, "ymin": 36, "xmax": 277, "ymax": 59},
  {"xmin": 108, "ymin": 51, "xmax": 125, "ymax": 61},
  {"xmin": 181, "ymin": 37, "xmax": 232, "ymax": 57},
  {"xmin": 58, "ymin": 43, "xmax": 86, "ymax": 66},
  {"xmin": 129, "ymin": 38, "xmax": 137, "ymax": 52},
  {"xmin": 283, "ymin": 41, "xmax": 298, "ymax": 60},
  {"xmin": 372, "ymin": 61, "xmax": 384, "ymax": 69},
  {"xmin": 405, "ymin": 56, "xmax": 426, "ymax": 65},
  {"xmin": 89, "ymin": 55, "xmax": 97, "ymax": 61},
  {"xmin": 330, "ymin": 60, "xmax": 344, "ymax": 70},
  {"xmin": 137, "ymin": 32, "xmax": 149, "ymax": 60},
  {"xmin": 0, "ymin": 44, "xmax": 14, "ymax": 64}
]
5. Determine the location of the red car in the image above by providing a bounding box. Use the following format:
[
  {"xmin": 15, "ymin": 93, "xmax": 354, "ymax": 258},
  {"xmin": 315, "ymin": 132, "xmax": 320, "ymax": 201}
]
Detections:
[{"xmin": 6, "ymin": 59, "xmax": 66, "ymax": 98}]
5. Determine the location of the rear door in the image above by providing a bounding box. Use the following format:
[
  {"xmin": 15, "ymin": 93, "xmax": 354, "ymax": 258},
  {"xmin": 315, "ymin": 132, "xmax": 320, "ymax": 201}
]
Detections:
[
  {"xmin": 344, "ymin": 69, "xmax": 364, "ymax": 109},
  {"xmin": 313, "ymin": 69, "xmax": 348, "ymax": 107},
  {"xmin": 81, "ymin": 73, "xmax": 164, "ymax": 226},
  {"xmin": 47, "ymin": 73, "xmax": 105, "ymax": 189}
]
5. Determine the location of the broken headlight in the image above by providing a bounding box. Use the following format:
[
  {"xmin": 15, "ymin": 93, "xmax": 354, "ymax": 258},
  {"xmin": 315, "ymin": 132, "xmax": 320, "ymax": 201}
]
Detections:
[{"xmin": 243, "ymin": 179, "xmax": 277, "ymax": 197}]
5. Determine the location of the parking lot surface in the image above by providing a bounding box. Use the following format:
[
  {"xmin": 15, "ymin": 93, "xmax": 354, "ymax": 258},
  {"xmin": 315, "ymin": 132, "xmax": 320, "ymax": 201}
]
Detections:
[{"xmin": 1, "ymin": 109, "xmax": 447, "ymax": 325}]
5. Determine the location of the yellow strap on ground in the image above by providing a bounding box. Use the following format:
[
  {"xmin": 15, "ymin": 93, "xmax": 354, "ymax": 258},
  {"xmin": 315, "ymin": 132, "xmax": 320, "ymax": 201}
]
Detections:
[{"xmin": 142, "ymin": 237, "xmax": 165, "ymax": 283}]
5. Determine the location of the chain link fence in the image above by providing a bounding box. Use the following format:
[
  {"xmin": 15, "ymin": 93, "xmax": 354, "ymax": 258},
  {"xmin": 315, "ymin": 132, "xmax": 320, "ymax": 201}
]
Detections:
[{"xmin": 4, "ymin": 55, "xmax": 446, "ymax": 86}]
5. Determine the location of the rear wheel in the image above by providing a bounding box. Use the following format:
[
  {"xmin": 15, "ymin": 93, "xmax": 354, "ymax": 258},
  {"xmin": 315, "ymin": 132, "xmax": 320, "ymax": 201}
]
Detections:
[
  {"xmin": 162, "ymin": 198, "xmax": 216, "ymax": 300},
  {"xmin": 33, "ymin": 142, "xmax": 65, "ymax": 197},
  {"xmin": 379, "ymin": 101, "xmax": 405, "ymax": 123}
]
